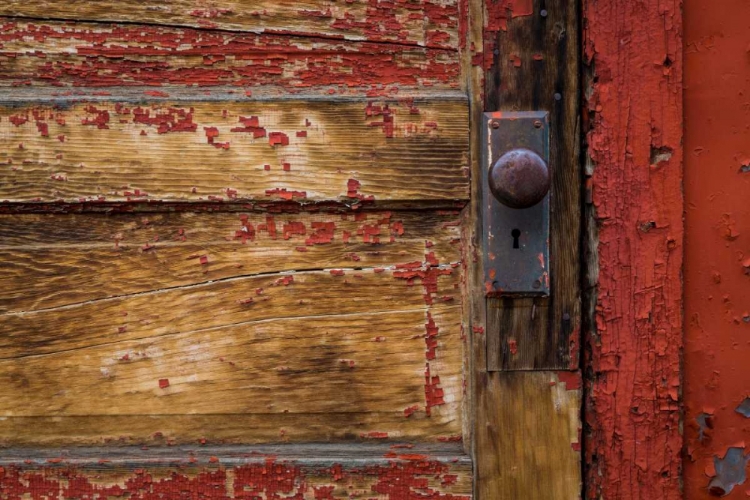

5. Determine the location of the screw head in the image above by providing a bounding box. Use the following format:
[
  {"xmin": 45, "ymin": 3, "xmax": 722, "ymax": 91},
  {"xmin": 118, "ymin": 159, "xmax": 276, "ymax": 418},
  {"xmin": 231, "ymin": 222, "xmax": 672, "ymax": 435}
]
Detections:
[
  {"xmin": 491, "ymin": 120, "xmax": 501, "ymax": 129},
  {"xmin": 488, "ymin": 148, "xmax": 550, "ymax": 209}
]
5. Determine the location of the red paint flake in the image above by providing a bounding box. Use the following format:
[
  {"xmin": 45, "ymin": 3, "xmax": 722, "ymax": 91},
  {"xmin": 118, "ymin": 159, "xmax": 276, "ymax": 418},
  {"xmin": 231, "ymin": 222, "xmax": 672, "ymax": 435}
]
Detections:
[
  {"xmin": 296, "ymin": 131, "xmax": 307, "ymax": 138},
  {"xmin": 404, "ymin": 405, "xmax": 419, "ymax": 417},
  {"xmin": 330, "ymin": 269, "xmax": 345, "ymax": 276},
  {"xmin": 132, "ymin": 106, "xmax": 196, "ymax": 134},
  {"xmin": 282, "ymin": 221, "xmax": 306, "ymax": 240},
  {"xmin": 204, "ymin": 126, "xmax": 230, "ymax": 149},
  {"xmin": 282, "ymin": 162, "xmax": 291, "ymax": 171},
  {"xmin": 556, "ymin": 371, "xmax": 581, "ymax": 390},
  {"xmin": 158, "ymin": 378, "xmax": 170, "ymax": 389},
  {"xmin": 81, "ymin": 105, "xmax": 110, "ymax": 129},
  {"xmin": 360, "ymin": 432, "xmax": 389, "ymax": 439},
  {"xmin": 265, "ymin": 188, "xmax": 307, "ymax": 200},
  {"xmin": 508, "ymin": 339, "xmax": 518, "ymax": 355},
  {"xmin": 437, "ymin": 435, "xmax": 463, "ymax": 443},
  {"xmin": 144, "ymin": 90, "xmax": 169, "ymax": 97},
  {"xmin": 230, "ymin": 116, "xmax": 266, "ymax": 138},
  {"xmin": 141, "ymin": 243, "xmax": 155, "ymax": 252},
  {"xmin": 374, "ymin": 268, "xmax": 385, "ymax": 273},
  {"xmin": 424, "ymin": 364, "xmax": 446, "ymax": 415},
  {"xmin": 306, "ymin": 222, "xmax": 335, "ymax": 245},
  {"xmin": 486, "ymin": 0, "xmax": 534, "ymax": 31},
  {"xmin": 9, "ymin": 114, "xmax": 28, "ymax": 127},
  {"xmin": 118, "ymin": 326, "xmax": 127, "ymax": 334},
  {"xmin": 268, "ymin": 132, "xmax": 289, "ymax": 146},
  {"xmin": 234, "ymin": 214, "xmax": 256, "ymax": 243},
  {"xmin": 472, "ymin": 326, "xmax": 485, "ymax": 335},
  {"xmin": 365, "ymin": 103, "xmax": 394, "ymax": 138},
  {"xmin": 425, "ymin": 312, "xmax": 439, "ymax": 361},
  {"xmin": 275, "ymin": 276, "xmax": 294, "ymax": 286},
  {"xmin": 36, "ymin": 121, "xmax": 49, "ymax": 137},
  {"xmin": 199, "ymin": 255, "xmax": 209, "ymax": 265}
]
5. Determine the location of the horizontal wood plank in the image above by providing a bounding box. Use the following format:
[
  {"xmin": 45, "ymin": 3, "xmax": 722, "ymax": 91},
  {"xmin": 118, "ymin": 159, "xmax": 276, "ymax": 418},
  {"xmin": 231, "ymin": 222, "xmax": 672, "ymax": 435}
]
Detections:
[
  {"xmin": 0, "ymin": 210, "xmax": 461, "ymax": 313},
  {"xmin": 0, "ymin": 19, "xmax": 460, "ymax": 89},
  {"xmin": 0, "ymin": 93, "xmax": 469, "ymax": 205},
  {"xmin": 0, "ymin": 210, "xmax": 464, "ymax": 445},
  {"xmin": 0, "ymin": 0, "xmax": 461, "ymax": 49},
  {"xmin": 0, "ymin": 444, "xmax": 472, "ymax": 498},
  {"xmin": 0, "ymin": 307, "xmax": 461, "ymax": 417}
]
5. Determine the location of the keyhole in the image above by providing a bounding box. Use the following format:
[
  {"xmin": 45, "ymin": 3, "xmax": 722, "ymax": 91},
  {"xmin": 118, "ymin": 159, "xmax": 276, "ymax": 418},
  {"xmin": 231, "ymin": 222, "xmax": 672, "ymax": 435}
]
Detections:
[{"xmin": 511, "ymin": 228, "xmax": 521, "ymax": 249}]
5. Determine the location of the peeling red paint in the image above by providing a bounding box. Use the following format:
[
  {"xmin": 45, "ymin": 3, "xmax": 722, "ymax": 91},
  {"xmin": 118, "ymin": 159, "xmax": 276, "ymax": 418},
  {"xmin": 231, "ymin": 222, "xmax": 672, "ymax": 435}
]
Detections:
[
  {"xmin": 0, "ymin": 21, "xmax": 460, "ymax": 90},
  {"xmin": 0, "ymin": 456, "xmax": 471, "ymax": 499},
  {"xmin": 584, "ymin": 0, "xmax": 683, "ymax": 498}
]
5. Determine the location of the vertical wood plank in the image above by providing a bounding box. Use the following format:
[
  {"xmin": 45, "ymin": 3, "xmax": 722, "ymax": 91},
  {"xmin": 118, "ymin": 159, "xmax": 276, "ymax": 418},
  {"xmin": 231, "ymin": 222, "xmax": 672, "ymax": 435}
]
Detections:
[
  {"xmin": 483, "ymin": 0, "xmax": 581, "ymax": 370},
  {"xmin": 472, "ymin": 0, "xmax": 582, "ymax": 498},
  {"xmin": 582, "ymin": 0, "xmax": 683, "ymax": 498}
]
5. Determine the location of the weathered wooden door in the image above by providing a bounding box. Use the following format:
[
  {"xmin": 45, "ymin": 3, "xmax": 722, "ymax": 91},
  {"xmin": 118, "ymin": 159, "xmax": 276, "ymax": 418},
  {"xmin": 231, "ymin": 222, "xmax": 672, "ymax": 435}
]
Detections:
[{"xmin": 0, "ymin": 1, "xmax": 581, "ymax": 498}]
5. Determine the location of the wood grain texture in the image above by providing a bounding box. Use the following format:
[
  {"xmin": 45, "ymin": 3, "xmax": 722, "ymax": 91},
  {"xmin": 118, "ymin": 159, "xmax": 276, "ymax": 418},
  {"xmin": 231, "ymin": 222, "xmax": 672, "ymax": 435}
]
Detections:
[
  {"xmin": 486, "ymin": 296, "xmax": 549, "ymax": 371},
  {"xmin": 0, "ymin": 0, "xmax": 461, "ymax": 49},
  {"xmin": 0, "ymin": 19, "xmax": 460, "ymax": 90},
  {"xmin": 0, "ymin": 210, "xmax": 461, "ymax": 313},
  {"xmin": 0, "ymin": 93, "xmax": 469, "ymax": 205},
  {"xmin": 583, "ymin": 0, "xmax": 683, "ymax": 498},
  {"xmin": 471, "ymin": 1, "xmax": 582, "ymax": 498},
  {"xmin": 483, "ymin": 0, "xmax": 581, "ymax": 370},
  {"xmin": 0, "ymin": 444, "xmax": 472, "ymax": 498},
  {"xmin": 0, "ymin": 210, "xmax": 463, "ymax": 445},
  {"xmin": 476, "ymin": 372, "xmax": 581, "ymax": 499}
]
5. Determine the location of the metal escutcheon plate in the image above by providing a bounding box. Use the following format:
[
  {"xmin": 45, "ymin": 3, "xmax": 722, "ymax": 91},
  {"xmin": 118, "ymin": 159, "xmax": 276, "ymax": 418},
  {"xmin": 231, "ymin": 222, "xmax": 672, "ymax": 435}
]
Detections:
[{"xmin": 482, "ymin": 111, "xmax": 550, "ymax": 296}]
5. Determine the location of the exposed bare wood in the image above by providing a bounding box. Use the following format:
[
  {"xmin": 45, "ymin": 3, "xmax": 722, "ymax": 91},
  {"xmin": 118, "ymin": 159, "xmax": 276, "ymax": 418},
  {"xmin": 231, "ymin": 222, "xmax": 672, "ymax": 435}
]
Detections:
[
  {"xmin": 476, "ymin": 371, "xmax": 581, "ymax": 499},
  {"xmin": 483, "ymin": 0, "xmax": 581, "ymax": 369},
  {"xmin": 0, "ymin": 307, "xmax": 461, "ymax": 417},
  {"xmin": 0, "ymin": 93, "xmax": 469, "ymax": 205},
  {"xmin": 0, "ymin": 19, "xmax": 460, "ymax": 90},
  {"xmin": 0, "ymin": 0, "xmax": 461, "ymax": 49},
  {"xmin": 0, "ymin": 444, "xmax": 472, "ymax": 498},
  {"xmin": 486, "ymin": 296, "xmax": 550, "ymax": 370},
  {"xmin": 0, "ymin": 211, "xmax": 461, "ymax": 313},
  {"xmin": 0, "ymin": 266, "xmax": 461, "ymax": 358}
]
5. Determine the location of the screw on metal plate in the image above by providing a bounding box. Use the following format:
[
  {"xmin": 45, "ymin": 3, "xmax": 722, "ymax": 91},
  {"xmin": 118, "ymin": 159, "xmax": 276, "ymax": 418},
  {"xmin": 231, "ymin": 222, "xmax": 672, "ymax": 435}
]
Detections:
[{"xmin": 482, "ymin": 111, "xmax": 550, "ymax": 296}]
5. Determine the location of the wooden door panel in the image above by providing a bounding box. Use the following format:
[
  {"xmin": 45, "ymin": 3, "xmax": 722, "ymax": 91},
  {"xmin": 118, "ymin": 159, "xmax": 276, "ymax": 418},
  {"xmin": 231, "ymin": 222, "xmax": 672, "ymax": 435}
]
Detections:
[
  {"xmin": 0, "ymin": 1, "xmax": 462, "ymax": 48},
  {"xmin": 0, "ymin": 94, "xmax": 468, "ymax": 204},
  {"xmin": 0, "ymin": 19, "xmax": 460, "ymax": 89},
  {"xmin": 0, "ymin": 211, "xmax": 461, "ymax": 313}
]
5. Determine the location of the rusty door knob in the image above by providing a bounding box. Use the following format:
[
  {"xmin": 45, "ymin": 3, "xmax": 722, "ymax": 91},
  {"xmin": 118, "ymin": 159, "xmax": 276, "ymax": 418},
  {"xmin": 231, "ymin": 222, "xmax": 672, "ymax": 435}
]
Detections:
[{"xmin": 488, "ymin": 148, "xmax": 550, "ymax": 209}]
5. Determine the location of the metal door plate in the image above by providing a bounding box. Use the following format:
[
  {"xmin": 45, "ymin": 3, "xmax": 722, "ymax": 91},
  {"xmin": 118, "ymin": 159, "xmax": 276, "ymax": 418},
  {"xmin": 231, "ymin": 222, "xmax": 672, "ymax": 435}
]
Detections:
[{"xmin": 482, "ymin": 111, "xmax": 550, "ymax": 296}]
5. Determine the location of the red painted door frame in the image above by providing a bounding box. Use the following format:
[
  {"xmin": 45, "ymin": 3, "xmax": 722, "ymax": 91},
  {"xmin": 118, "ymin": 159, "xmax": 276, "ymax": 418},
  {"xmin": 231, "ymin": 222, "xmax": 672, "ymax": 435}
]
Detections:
[{"xmin": 582, "ymin": 1, "xmax": 683, "ymax": 498}]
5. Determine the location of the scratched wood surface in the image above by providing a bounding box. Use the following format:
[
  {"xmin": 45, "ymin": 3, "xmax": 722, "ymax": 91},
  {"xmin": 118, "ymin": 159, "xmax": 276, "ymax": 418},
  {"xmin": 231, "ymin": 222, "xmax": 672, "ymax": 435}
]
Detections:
[
  {"xmin": 0, "ymin": 0, "xmax": 461, "ymax": 49},
  {"xmin": 0, "ymin": 93, "xmax": 469, "ymax": 205},
  {"xmin": 0, "ymin": 210, "xmax": 462, "ymax": 445},
  {"xmin": 0, "ymin": 445, "xmax": 472, "ymax": 498},
  {"xmin": 0, "ymin": 211, "xmax": 461, "ymax": 313},
  {"xmin": 0, "ymin": 19, "xmax": 460, "ymax": 90}
]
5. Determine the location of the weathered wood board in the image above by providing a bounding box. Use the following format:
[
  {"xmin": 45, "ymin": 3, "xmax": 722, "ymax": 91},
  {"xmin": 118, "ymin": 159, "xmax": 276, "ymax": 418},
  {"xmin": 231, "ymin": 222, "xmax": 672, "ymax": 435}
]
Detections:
[
  {"xmin": 0, "ymin": 0, "xmax": 462, "ymax": 49},
  {"xmin": 0, "ymin": 210, "xmax": 464, "ymax": 446},
  {"xmin": 0, "ymin": 92, "xmax": 469, "ymax": 205},
  {"xmin": 0, "ymin": 444, "xmax": 472, "ymax": 498},
  {"xmin": 476, "ymin": 372, "xmax": 581, "ymax": 499},
  {"xmin": 0, "ymin": 211, "xmax": 462, "ymax": 313},
  {"xmin": 0, "ymin": 19, "xmax": 460, "ymax": 89}
]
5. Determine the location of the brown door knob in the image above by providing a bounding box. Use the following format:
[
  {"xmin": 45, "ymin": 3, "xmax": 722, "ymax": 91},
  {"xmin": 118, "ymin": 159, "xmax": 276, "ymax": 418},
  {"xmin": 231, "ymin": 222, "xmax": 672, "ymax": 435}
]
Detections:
[{"xmin": 488, "ymin": 148, "xmax": 550, "ymax": 209}]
